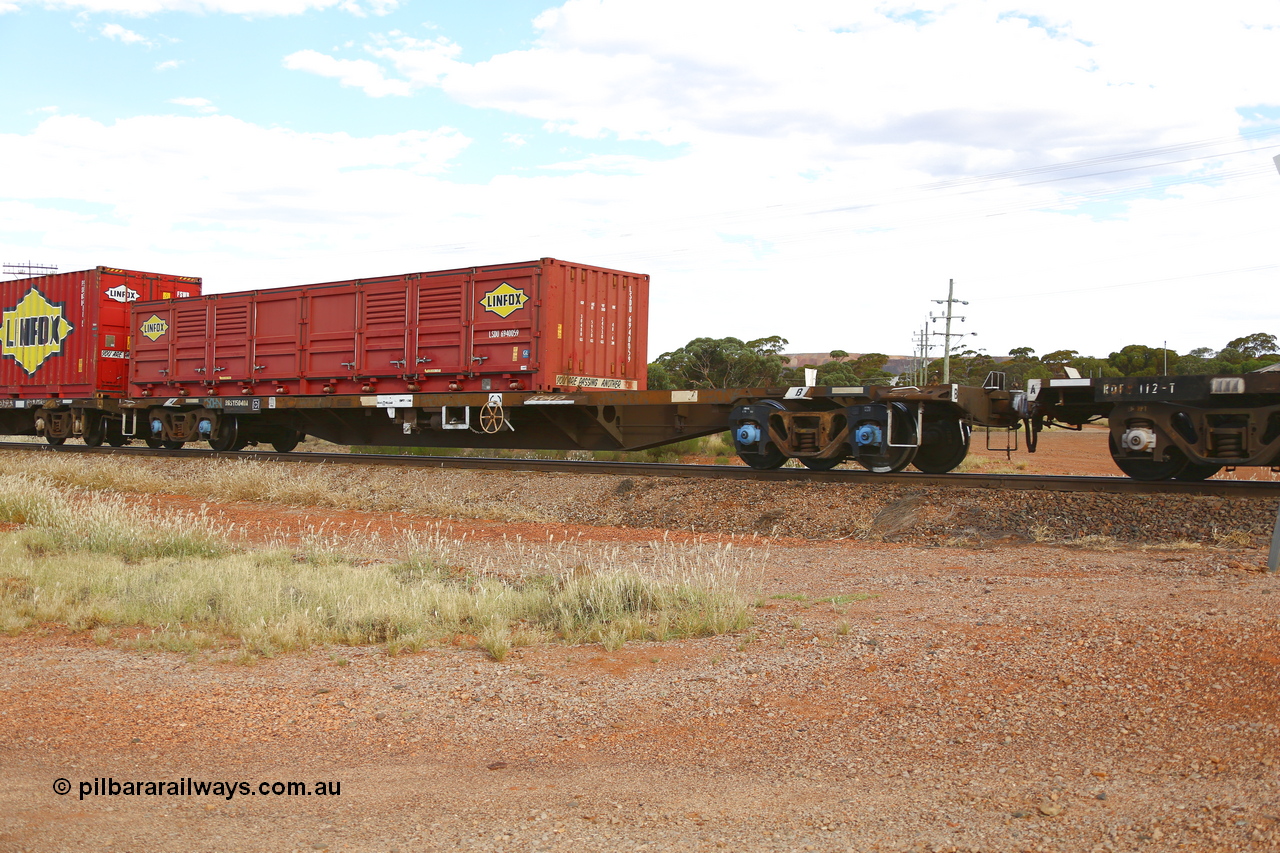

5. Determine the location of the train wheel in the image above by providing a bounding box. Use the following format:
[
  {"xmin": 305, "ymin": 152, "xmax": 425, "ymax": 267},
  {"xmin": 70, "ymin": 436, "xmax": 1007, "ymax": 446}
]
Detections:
[
  {"xmin": 1174, "ymin": 461, "xmax": 1222, "ymax": 481},
  {"xmin": 854, "ymin": 402, "xmax": 918, "ymax": 473},
  {"xmin": 45, "ymin": 435, "xmax": 66, "ymax": 446},
  {"xmin": 1109, "ymin": 438, "xmax": 1188, "ymax": 481},
  {"xmin": 144, "ymin": 438, "xmax": 164, "ymax": 449},
  {"xmin": 209, "ymin": 417, "xmax": 239, "ymax": 452},
  {"xmin": 912, "ymin": 414, "xmax": 971, "ymax": 474},
  {"xmin": 800, "ymin": 456, "xmax": 845, "ymax": 471},
  {"xmin": 732, "ymin": 400, "xmax": 786, "ymax": 469},
  {"xmin": 83, "ymin": 419, "xmax": 106, "ymax": 447},
  {"xmin": 856, "ymin": 444, "xmax": 917, "ymax": 474},
  {"xmin": 161, "ymin": 441, "xmax": 185, "ymax": 450},
  {"xmin": 271, "ymin": 431, "xmax": 302, "ymax": 453},
  {"xmin": 739, "ymin": 446, "xmax": 786, "ymax": 469},
  {"xmin": 107, "ymin": 435, "xmax": 128, "ymax": 447}
]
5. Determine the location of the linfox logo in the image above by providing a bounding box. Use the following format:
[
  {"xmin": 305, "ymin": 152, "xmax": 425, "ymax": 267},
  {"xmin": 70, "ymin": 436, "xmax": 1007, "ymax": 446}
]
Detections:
[
  {"xmin": 140, "ymin": 314, "xmax": 169, "ymax": 341},
  {"xmin": 105, "ymin": 285, "xmax": 140, "ymax": 303},
  {"xmin": 478, "ymin": 282, "xmax": 529, "ymax": 319},
  {"xmin": 1, "ymin": 287, "xmax": 75, "ymax": 375}
]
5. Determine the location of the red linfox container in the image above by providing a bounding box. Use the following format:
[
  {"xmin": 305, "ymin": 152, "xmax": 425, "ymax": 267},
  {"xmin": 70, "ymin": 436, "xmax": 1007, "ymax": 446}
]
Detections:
[
  {"xmin": 131, "ymin": 258, "xmax": 649, "ymax": 396},
  {"xmin": 0, "ymin": 267, "xmax": 201, "ymax": 398}
]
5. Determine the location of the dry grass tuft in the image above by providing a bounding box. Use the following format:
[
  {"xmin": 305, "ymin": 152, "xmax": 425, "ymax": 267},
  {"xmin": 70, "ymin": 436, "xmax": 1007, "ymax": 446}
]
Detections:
[
  {"xmin": 0, "ymin": 452, "xmax": 554, "ymax": 524},
  {"xmin": 0, "ymin": 470, "xmax": 761, "ymax": 659}
]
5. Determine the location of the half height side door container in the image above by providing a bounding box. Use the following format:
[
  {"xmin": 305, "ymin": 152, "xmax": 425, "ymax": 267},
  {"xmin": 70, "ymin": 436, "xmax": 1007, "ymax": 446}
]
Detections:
[
  {"xmin": 131, "ymin": 258, "xmax": 649, "ymax": 396},
  {"xmin": 0, "ymin": 267, "xmax": 201, "ymax": 398}
]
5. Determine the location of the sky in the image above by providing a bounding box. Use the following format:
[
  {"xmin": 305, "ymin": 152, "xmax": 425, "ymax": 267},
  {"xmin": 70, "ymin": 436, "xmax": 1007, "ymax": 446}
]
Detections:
[{"xmin": 1, "ymin": 0, "xmax": 1278, "ymax": 364}]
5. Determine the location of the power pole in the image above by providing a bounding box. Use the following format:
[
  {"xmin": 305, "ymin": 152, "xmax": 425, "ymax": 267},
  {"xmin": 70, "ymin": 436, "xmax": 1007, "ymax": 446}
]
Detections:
[
  {"xmin": 912, "ymin": 323, "xmax": 934, "ymax": 385},
  {"xmin": 930, "ymin": 279, "xmax": 972, "ymax": 384},
  {"xmin": 3, "ymin": 262, "xmax": 57, "ymax": 278}
]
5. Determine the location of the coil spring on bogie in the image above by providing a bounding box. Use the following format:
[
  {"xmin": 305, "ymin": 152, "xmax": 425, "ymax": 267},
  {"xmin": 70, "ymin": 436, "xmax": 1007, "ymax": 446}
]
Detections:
[
  {"xmin": 795, "ymin": 431, "xmax": 819, "ymax": 452},
  {"xmin": 1209, "ymin": 431, "xmax": 1246, "ymax": 458}
]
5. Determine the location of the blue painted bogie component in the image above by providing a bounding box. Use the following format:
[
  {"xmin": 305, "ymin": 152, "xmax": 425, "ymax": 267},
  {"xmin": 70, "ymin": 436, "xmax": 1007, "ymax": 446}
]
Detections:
[
  {"xmin": 853, "ymin": 423, "xmax": 882, "ymax": 447},
  {"xmin": 735, "ymin": 423, "xmax": 762, "ymax": 445}
]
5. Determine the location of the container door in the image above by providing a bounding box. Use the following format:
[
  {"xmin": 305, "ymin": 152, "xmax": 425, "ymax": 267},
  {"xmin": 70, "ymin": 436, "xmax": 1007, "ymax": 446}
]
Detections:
[
  {"xmin": 413, "ymin": 271, "xmax": 469, "ymax": 377},
  {"xmin": 302, "ymin": 287, "xmax": 358, "ymax": 379},
  {"xmin": 210, "ymin": 297, "xmax": 252, "ymax": 383},
  {"xmin": 171, "ymin": 302, "xmax": 209, "ymax": 383},
  {"xmin": 94, "ymin": 271, "xmax": 135, "ymax": 391},
  {"xmin": 359, "ymin": 280, "xmax": 411, "ymax": 378},
  {"xmin": 470, "ymin": 267, "xmax": 537, "ymax": 378},
  {"xmin": 252, "ymin": 291, "xmax": 302, "ymax": 380},
  {"xmin": 131, "ymin": 304, "xmax": 176, "ymax": 385}
]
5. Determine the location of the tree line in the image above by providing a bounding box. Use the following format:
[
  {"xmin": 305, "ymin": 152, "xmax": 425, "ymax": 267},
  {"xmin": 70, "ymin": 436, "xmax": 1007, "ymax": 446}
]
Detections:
[{"xmin": 647, "ymin": 333, "xmax": 1280, "ymax": 390}]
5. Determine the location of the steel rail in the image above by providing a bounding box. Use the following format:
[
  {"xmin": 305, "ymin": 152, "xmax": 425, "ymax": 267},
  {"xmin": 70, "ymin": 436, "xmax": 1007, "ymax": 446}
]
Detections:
[{"xmin": 2, "ymin": 441, "xmax": 1279, "ymax": 498}]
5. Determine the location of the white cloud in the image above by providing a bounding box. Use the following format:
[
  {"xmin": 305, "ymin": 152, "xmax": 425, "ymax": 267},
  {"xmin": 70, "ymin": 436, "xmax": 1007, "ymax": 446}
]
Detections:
[
  {"xmin": 3, "ymin": 0, "xmax": 396, "ymax": 15},
  {"xmin": 155, "ymin": 59, "xmax": 181, "ymax": 71},
  {"xmin": 100, "ymin": 22, "xmax": 151, "ymax": 45},
  {"xmin": 367, "ymin": 34, "xmax": 463, "ymax": 88},
  {"xmin": 282, "ymin": 49, "xmax": 412, "ymax": 97},
  {"xmin": 169, "ymin": 96, "xmax": 217, "ymax": 113},
  {"xmin": 3, "ymin": 2, "xmax": 1279, "ymax": 360},
  {"xmin": 0, "ymin": 114, "xmax": 472, "ymax": 274},
  {"xmin": 349, "ymin": 0, "xmax": 1280, "ymax": 174}
]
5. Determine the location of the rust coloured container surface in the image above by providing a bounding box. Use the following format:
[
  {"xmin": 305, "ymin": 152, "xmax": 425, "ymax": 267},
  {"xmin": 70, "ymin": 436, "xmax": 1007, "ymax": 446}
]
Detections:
[
  {"xmin": 0, "ymin": 267, "xmax": 201, "ymax": 398},
  {"xmin": 131, "ymin": 258, "xmax": 649, "ymax": 396}
]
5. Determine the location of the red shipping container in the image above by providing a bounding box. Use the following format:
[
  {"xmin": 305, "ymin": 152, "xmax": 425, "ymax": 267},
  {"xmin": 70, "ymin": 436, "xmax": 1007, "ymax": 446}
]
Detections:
[
  {"xmin": 0, "ymin": 267, "xmax": 201, "ymax": 398},
  {"xmin": 131, "ymin": 258, "xmax": 649, "ymax": 395}
]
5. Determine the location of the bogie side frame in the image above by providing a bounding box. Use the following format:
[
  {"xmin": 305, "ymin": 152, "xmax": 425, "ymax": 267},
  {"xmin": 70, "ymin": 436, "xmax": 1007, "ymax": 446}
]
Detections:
[{"xmin": 1028, "ymin": 373, "xmax": 1280, "ymax": 481}]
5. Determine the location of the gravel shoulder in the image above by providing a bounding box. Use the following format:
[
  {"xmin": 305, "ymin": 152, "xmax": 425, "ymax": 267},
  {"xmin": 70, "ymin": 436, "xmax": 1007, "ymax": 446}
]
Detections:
[{"xmin": 2, "ymin": 439, "xmax": 1280, "ymax": 852}]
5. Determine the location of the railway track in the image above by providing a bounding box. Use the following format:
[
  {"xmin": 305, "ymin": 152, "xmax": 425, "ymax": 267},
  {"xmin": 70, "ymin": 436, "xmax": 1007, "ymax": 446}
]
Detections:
[{"xmin": 3, "ymin": 441, "xmax": 1279, "ymax": 498}]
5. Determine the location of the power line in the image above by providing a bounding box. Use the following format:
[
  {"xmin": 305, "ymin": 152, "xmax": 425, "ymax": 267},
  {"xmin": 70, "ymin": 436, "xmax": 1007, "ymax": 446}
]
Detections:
[{"xmin": 973, "ymin": 263, "xmax": 1280, "ymax": 302}]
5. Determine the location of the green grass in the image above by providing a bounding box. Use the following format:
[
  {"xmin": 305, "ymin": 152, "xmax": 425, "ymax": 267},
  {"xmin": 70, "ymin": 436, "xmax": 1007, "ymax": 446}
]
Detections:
[
  {"xmin": 0, "ymin": 472, "xmax": 760, "ymax": 659},
  {"xmin": 817, "ymin": 593, "xmax": 876, "ymax": 605}
]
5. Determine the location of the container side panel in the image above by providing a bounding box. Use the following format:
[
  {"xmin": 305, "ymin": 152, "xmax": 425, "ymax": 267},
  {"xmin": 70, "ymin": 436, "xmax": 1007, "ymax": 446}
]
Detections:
[
  {"xmin": 211, "ymin": 297, "xmax": 252, "ymax": 382},
  {"xmin": 252, "ymin": 294, "xmax": 302, "ymax": 380},
  {"xmin": 303, "ymin": 290, "xmax": 358, "ymax": 378},
  {"xmin": 94, "ymin": 270, "xmax": 137, "ymax": 391},
  {"xmin": 0, "ymin": 270, "xmax": 95, "ymax": 396},
  {"xmin": 538, "ymin": 264, "xmax": 565, "ymax": 387},
  {"xmin": 170, "ymin": 303, "xmax": 209, "ymax": 382},
  {"xmin": 470, "ymin": 267, "xmax": 537, "ymax": 380},
  {"xmin": 359, "ymin": 281, "xmax": 411, "ymax": 378},
  {"xmin": 539, "ymin": 261, "xmax": 647, "ymax": 390},
  {"xmin": 131, "ymin": 304, "xmax": 178, "ymax": 384},
  {"xmin": 631, "ymin": 273, "xmax": 649, "ymax": 386},
  {"xmin": 415, "ymin": 272, "xmax": 469, "ymax": 376}
]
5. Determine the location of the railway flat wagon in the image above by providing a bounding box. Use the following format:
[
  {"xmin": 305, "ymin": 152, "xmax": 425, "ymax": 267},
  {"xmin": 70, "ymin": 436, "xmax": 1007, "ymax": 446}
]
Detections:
[{"xmin": 131, "ymin": 258, "xmax": 648, "ymax": 398}]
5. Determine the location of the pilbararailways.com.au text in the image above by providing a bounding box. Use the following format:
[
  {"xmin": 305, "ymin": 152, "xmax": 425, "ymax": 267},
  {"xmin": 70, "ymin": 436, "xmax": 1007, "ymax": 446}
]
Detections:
[{"xmin": 53, "ymin": 777, "xmax": 341, "ymax": 801}]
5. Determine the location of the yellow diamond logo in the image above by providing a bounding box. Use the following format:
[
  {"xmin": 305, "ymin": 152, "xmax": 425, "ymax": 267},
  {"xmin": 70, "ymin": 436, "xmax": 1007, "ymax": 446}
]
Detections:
[
  {"xmin": 140, "ymin": 314, "xmax": 169, "ymax": 341},
  {"xmin": 478, "ymin": 282, "xmax": 529, "ymax": 319},
  {"xmin": 1, "ymin": 288, "xmax": 75, "ymax": 376}
]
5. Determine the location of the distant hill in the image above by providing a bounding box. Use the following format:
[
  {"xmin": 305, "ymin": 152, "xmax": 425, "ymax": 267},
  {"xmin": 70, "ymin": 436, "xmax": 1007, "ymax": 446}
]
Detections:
[{"xmin": 784, "ymin": 352, "xmax": 918, "ymax": 375}]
